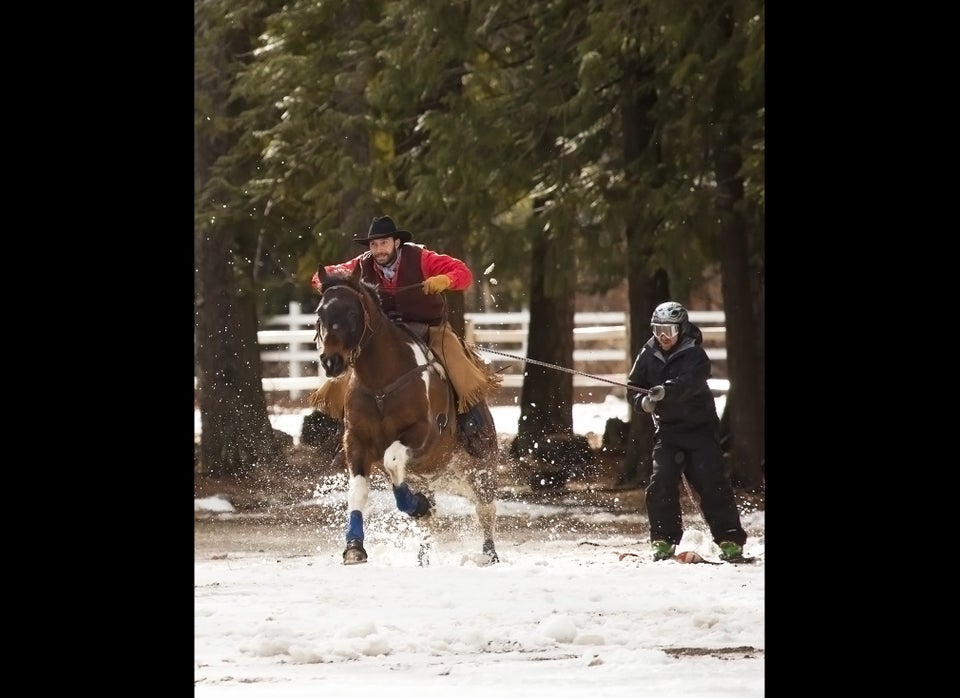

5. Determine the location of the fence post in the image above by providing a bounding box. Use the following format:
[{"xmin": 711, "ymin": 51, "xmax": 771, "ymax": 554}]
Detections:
[
  {"xmin": 287, "ymin": 301, "xmax": 307, "ymax": 399},
  {"xmin": 521, "ymin": 315, "xmax": 529, "ymax": 359}
]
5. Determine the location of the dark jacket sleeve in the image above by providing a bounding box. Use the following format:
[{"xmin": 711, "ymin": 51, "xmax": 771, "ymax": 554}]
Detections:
[
  {"xmin": 626, "ymin": 344, "xmax": 655, "ymax": 410},
  {"xmin": 627, "ymin": 345, "xmax": 653, "ymax": 389}
]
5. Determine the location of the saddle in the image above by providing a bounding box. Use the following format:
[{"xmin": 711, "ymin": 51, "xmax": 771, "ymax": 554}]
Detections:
[
  {"xmin": 393, "ymin": 318, "xmax": 496, "ymax": 457},
  {"xmin": 392, "ymin": 317, "xmax": 430, "ymax": 345}
]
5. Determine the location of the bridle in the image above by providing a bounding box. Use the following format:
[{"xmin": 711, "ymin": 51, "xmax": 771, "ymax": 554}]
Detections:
[
  {"xmin": 316, "ymin": 280, "xmax": 444, "ymax": 414},
  {"xmin": 314, "ymin": 283, "xmax": 378, "ymax": 367}
]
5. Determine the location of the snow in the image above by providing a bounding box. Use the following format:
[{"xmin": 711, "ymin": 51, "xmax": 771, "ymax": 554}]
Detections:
[{"xmin": 195, "ymin": 393, "xmax": 761, "ymax": 696}]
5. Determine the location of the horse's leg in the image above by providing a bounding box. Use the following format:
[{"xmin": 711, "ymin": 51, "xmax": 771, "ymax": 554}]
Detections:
[
  {"xmin": 470, "ymin": 465, "xmax": 500, "ymax": 564},
  {"xmin": 383, "ymin": 441, "xmax": 434, "ymax": 518},
  {"xmin": 382, "ymin": 440, "xmax": 437, "ymax": 566},
  {"xmin": 343, "ymin": 460, "xmax": 371, "ymax": 565},
  {"xmin": 458, "ymin": 400, "xmax": 501, "ymax": 565}
]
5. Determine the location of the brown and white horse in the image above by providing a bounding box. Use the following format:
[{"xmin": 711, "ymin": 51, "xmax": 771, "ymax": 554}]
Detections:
[{"xmin": 314, "ymin": 264, "xmax": 500, "ymax": 566}]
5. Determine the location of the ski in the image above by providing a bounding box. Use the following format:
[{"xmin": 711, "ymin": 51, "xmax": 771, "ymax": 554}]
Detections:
[
  {"xmin": 617, "ymin": 551, "xmax": 759, "ymax": 564},
  {"xmin": 677, "ymin": 555, "xmax": 721, "ymax": 565},
  {"xmin": 677, "ymin": 554, "xmax": 758, "ymax": 565}
]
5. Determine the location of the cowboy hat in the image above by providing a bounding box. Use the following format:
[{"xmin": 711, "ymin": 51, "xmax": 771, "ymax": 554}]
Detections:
[{"xmin": 353, "ymin": 215, "xmax": 413, "ymax": 246}]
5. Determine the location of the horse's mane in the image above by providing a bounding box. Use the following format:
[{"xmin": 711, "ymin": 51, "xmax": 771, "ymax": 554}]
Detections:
[{"xmin": 321, "ymin": 270, "xmax": 383, "ymax": 310}]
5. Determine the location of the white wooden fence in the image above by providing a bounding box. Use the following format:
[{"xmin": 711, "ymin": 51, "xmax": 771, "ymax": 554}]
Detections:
[{"xmin": 253, "ymin": 303, "xmax": 729, "ymax": 399}]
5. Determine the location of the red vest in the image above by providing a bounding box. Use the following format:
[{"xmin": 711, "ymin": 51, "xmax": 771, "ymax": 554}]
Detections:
[{"xmin": 359, "ymin": 244, "xmax": 446, "ymax": 325}]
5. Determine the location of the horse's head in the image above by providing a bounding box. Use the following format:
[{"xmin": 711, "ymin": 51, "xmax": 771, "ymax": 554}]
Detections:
[{"xmin": 314, "ymin": 264, "xmax": 375, "ymax": 377}]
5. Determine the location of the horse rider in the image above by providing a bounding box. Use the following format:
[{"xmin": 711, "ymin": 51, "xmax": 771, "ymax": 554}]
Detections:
[{"xmin": 309, "ymin": 215, "xmax": 502, "ymax": 453}]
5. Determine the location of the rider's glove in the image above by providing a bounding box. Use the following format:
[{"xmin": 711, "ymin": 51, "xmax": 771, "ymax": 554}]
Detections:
[
  {"xmin": 422, "ymin": 275, "xmax": 452, "ymax": 294},
  {"xmin": 648, "ymin": 385, "xmax": 666, "ymax": 402}
]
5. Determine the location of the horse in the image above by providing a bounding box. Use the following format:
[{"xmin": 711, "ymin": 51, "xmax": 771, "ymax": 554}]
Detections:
[{"xmin": 314, "ymin": 264, "xmax": 501, "ymax": 566}]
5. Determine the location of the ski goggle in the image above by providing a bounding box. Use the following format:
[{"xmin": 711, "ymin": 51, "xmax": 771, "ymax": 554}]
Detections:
[{"xmin": 651, "ymin": 323, "xmax": 680, "ymax": 338}]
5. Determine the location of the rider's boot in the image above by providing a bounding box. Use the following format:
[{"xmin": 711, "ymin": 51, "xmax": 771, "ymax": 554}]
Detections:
[{"xmin": 457, "ymin": 401, "xmax": 498, "ymax": 458}]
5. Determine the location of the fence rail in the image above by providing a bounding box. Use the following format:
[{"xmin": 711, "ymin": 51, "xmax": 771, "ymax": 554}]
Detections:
[{"xmin": 245, "ymin": 305, "xmax": 728, "ymax": 398}]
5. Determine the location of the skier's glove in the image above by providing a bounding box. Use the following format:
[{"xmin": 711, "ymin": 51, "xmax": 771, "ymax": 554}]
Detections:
[
  {"xmin": 648, "ymin": 385, "xmax": 666, "ymax": 402},
  {"xmin": 631, "ymin": 391, "xmax": 655, "ymax": 414},
  {"xmin": 422, "ymin": 275, "xmax": 452, "ymax": 294}
]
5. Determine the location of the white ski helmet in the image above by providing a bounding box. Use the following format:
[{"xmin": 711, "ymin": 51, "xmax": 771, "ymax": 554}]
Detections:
[{"xmin": 650, "ymin": 301, "xmax": 688, "ymax": 325}]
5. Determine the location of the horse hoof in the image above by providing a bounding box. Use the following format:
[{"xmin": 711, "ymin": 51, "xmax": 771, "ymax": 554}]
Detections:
[
  {"xmin": 409, "ymin": 492, "xmax": 434, "ymax": 518},
  {"xmin": 482, "ymin": 540, "xmax": 499, "ymax": 564},
  {"xmin": 343, "ymin": 540, "xmax": 368, "ymax": 565}
]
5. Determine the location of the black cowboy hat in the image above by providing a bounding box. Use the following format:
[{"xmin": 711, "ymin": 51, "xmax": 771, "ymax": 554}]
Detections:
[{"xmin": 353, "ymin": 215, "xmax": 413, "ymax": 246}]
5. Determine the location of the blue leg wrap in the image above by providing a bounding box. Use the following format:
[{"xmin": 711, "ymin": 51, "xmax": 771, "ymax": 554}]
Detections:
[
  {"xmin": 346, "ymin": 510, "xmax": 364, "ymax": 542},
  {"xmin": 393, "ymin": 482, "xmax": 419, "ymax": 514}
]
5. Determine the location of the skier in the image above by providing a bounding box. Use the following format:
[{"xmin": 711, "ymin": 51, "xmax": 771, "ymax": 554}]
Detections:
[{"xmin": 627, "ymin": 301, "xmax": 748, "ymax": 562}]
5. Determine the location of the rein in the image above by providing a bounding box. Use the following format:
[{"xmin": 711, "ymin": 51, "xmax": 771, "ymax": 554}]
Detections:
[
  {"xmin": 365, "ymin": 364, "xmax": 433, "ymax": 413},
  {"xmin": 378, "ymin": 282, "xmax": 426, "ymax": 295}
]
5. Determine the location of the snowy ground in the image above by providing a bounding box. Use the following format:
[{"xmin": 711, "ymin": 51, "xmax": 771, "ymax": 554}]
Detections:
[{"xmin": 195, "ymin": 394, "xmax": 761, "ymax": 696}]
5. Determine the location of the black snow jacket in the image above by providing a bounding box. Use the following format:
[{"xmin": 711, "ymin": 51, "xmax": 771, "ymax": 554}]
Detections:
[{"xmin": 626, "ymin": 321, "xmax": 719, "ymax": 443}]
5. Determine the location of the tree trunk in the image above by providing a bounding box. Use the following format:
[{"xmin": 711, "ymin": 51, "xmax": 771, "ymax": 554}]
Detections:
[
  {"xmin": 194, "ymin": 0, "xmax": 287, "ymax": 479},
  {"xmin": 706, "ymin": 5, "xmax": 764, "ymax": 489},
  {"xmin": 511, "ymin": 226, "xmax": 575, "ymax": 460},
  {"xmin": 714, "ymin": 124, "xmax": 764, "ymax": 489},
  {"xmin": 196, "ymin": 228, "xmax": 286, "ymax": 478},
  {"xmin": 617, "ymin": 67, "xmax": 669, "ymax": 487}
]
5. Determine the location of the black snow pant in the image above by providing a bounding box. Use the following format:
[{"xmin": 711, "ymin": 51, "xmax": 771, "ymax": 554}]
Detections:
[{"xmin": 645, "ymin": 428, "xmax": 747, "ymax": 547}]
